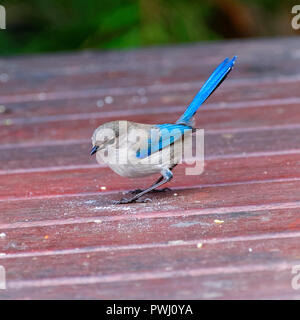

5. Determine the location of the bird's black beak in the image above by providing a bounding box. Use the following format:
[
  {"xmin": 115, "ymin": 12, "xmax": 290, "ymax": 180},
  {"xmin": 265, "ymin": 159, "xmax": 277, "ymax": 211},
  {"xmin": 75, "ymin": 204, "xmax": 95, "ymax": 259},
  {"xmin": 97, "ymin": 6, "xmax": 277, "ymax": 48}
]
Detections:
[{"xmin": 90, "ymin": 146, "xmax": 99, "ymax": 155}]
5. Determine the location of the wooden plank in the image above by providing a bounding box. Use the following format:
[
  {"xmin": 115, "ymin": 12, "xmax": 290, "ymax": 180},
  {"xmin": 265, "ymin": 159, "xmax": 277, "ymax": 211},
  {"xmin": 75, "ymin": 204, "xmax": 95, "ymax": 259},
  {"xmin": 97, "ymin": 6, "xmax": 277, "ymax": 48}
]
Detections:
[
  {"xmin": 0, "ymin": 152, "xmax": 299, "ymax": 199},
  {"xmin": 2, "ymin": 92, "xmax": 300, "ymax": 125},
  {"xmin": 1, "ymin": 234, "xmax": 300, "ymax": 280},
  {"xmin": 0, "ymin": 235, "xmax": 300, "ymax": 285},
  {"xmin": 0, "ymin": 37, "xmax": 298, "ymax": 81},
  {"xmin": 1, "ymin": 37, "xmax": 298, "ymax": 66},
  {"xmin": 1, "ymin": 269, "xmax": 297, "ymax": 299},
  {"xmin": 2, "ymin": 38, "xmax": 294, "ymax": 72},
  {"xmin": 0, "ymin": 205, "xmax": 299, "ymax": 254},
  {"xmin": 0, "ymin": 38, "xmax": 299, "ymax": 102},
  {"xmin": 1, "ymin": 62, "xmax": 300, "ymax": 105},
  {"xmin": 2, "ymin": 81, "xmax": 300, "ymax": 120},
  {"xmin": 0, "ymin": 236, "xmax": 299, "ymax": 300}
]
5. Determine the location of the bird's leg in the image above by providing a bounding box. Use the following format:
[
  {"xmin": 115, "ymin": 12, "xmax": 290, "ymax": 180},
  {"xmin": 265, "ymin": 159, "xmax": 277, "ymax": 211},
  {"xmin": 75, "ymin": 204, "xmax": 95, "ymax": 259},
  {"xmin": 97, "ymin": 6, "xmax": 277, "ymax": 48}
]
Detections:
[
  {"xmin": 129, "ymin": 176, "xmax": 166, "ymax": 195},
  {"xmin": 128, "ymin": 189, "xmax": 144, "ymax": 195},
  {"xmin": 129, "ymin": 165, "xmax": 176, "ymax": 195},
  {"xmin": 116, "ymin": 169, "xmax": 173, "ymax": 204}
]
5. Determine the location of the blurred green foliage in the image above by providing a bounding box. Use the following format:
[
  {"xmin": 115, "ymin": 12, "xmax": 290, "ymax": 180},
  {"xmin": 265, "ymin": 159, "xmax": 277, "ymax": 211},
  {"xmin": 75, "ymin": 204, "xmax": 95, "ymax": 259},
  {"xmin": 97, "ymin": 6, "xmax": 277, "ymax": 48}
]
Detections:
[{"xmin": 0, "ymin": 0, "xmax": 297, "ymax": 55}]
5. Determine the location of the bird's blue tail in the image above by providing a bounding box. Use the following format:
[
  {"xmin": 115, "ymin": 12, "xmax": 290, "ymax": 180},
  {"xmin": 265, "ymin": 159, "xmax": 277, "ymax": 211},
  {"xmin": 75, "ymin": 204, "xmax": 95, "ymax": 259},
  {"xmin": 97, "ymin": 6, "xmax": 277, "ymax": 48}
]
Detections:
[{"xmin": 176, "ymin": 56, "xmax": 237, "ymax": 126}]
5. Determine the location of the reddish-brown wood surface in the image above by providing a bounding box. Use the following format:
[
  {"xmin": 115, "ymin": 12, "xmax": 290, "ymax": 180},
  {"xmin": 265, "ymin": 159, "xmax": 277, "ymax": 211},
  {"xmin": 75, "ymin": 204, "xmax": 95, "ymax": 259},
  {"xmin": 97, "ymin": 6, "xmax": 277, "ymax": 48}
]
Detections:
[{"xmin": 1, "ymin": 37, "xmax": 300, "ymax": 299}]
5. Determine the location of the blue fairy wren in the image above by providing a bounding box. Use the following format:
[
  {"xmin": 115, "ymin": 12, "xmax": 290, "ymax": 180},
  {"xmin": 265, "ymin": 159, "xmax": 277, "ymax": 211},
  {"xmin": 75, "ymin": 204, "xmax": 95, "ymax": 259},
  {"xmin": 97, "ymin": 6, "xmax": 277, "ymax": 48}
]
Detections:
[{"xmin": 91, "ymin": 56, "xmax": 237, "ymax": 204}]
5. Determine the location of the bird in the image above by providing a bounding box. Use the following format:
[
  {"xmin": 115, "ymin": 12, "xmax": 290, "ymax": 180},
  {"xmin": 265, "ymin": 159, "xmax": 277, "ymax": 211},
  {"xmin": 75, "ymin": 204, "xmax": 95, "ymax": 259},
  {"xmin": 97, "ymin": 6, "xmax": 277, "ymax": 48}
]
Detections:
[{"xmin": 91, "ymin": 56, "xmax": 237, "ymax": 204}]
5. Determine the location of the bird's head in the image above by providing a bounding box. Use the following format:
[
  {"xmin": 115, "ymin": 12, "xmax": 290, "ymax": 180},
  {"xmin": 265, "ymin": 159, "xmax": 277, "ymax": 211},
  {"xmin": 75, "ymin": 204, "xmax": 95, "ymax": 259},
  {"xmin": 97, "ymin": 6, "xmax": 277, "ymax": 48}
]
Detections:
[{"xmin": 90, "ymin": 121, "xmax": 118, "ymax": 155}]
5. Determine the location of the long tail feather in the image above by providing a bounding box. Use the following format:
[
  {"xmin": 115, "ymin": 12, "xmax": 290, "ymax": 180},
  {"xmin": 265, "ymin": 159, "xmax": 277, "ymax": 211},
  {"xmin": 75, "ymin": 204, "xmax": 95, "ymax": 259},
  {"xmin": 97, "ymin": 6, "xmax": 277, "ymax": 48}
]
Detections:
[{"xmin": 176, "ymin": 56, "xmax": 237, "ymax": 126}]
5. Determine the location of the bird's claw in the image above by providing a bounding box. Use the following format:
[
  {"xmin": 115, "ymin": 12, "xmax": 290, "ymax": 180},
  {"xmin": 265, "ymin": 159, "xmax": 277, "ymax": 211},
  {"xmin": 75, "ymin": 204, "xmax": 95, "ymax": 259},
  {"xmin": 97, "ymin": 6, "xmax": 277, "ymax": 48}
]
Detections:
[
  {"xmin": 113, "ymin": 197, "xmax": 133, "ymax": 204},
  {"xmin": 136, "ymin": 197, "xmax": 152, "ymax": 203},
  {"xmin": 114, "ymin": 197, "xmax": 152, "ymax": 204}
]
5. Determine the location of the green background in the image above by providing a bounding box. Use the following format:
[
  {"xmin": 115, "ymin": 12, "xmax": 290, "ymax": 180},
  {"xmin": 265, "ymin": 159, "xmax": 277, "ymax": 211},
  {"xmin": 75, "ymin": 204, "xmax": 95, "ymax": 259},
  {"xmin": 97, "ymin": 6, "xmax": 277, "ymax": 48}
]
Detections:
[{"xmin": 0, "ymin": 0, "xmax": 298, "ymax": 55}]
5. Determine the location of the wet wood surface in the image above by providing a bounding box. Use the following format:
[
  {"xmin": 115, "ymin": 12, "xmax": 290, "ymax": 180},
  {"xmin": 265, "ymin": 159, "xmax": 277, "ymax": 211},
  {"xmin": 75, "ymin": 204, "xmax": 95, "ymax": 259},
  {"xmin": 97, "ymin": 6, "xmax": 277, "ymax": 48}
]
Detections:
[{"xmin": 0, "ymin": 37, "xmax": 300, "ymax": 299}]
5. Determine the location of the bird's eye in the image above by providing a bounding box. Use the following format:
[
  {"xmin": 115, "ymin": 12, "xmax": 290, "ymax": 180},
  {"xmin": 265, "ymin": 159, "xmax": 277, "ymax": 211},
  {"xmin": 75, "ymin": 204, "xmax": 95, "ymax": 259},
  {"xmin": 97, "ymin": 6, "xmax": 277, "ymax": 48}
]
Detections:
[{"xmin": 107, "ymin": 138, "xmax": 115, "ymax": 145}]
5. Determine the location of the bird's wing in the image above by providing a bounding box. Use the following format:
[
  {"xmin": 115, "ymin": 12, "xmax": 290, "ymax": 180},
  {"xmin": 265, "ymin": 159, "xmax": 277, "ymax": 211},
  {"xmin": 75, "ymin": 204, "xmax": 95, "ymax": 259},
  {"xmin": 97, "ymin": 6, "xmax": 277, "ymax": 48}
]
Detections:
[{"xmin": 136, "ymin": 123, "xmax": 192, "ymax": 159}]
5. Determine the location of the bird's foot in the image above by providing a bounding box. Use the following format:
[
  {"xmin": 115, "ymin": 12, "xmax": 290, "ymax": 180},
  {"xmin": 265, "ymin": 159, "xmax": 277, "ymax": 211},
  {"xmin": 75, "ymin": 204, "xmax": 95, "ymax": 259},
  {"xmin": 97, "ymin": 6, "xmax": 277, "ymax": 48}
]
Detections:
[
  {"xmin": 114, "ymin": 197, "xmax": 152, "ymax": 204},
  {"xmin": 128, "ymin": 189, "xmax": 144, "ymax": 195},
  {"xmin": 113, "ymin": 198, "xmax": 131, "ymax": 204},
  {"xmin": 136, "ymin": 198, "xmax": 152, "ymax": 203},
  {"xmin": 152, "ymin": 187, "xmax": 172, "ymax": 193},
  {"xmin": 128, "ymin": 187, "xmax": 171, "ymax": 195}
]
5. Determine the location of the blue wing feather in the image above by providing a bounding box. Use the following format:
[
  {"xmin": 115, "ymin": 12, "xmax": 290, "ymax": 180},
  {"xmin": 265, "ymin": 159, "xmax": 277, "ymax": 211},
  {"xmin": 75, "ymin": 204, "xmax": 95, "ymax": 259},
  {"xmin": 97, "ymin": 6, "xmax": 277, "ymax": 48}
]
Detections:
[{"xmin": 136, "ymin": 124, "xmax": 192, "ymax": 159}]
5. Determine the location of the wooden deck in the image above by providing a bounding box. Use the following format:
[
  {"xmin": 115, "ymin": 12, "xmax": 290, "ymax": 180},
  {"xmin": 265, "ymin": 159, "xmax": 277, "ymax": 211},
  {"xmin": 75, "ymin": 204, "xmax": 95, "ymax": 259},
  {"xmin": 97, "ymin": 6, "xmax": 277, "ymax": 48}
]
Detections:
[{"xmin": 0, "ymin": 37, "xmax": 300, "ymax": 299}]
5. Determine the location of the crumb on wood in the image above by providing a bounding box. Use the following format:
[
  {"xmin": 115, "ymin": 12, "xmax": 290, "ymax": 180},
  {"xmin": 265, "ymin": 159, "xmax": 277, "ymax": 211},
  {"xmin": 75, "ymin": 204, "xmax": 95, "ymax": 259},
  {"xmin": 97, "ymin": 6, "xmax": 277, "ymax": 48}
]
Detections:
[
  {"xmin": 4, "ymin": 119, "xmax": 12, "ymax": 126},
  {"xmin": 222, "ymin": 133, "xmax": 234, "ymax": 139},
  {"xmin": 214, "ymin": 219, "xmax": 224, "ymax": 224},
  {"xmin": 104, "ymin": 96, "xmax": 113, "ymax": 104}
]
